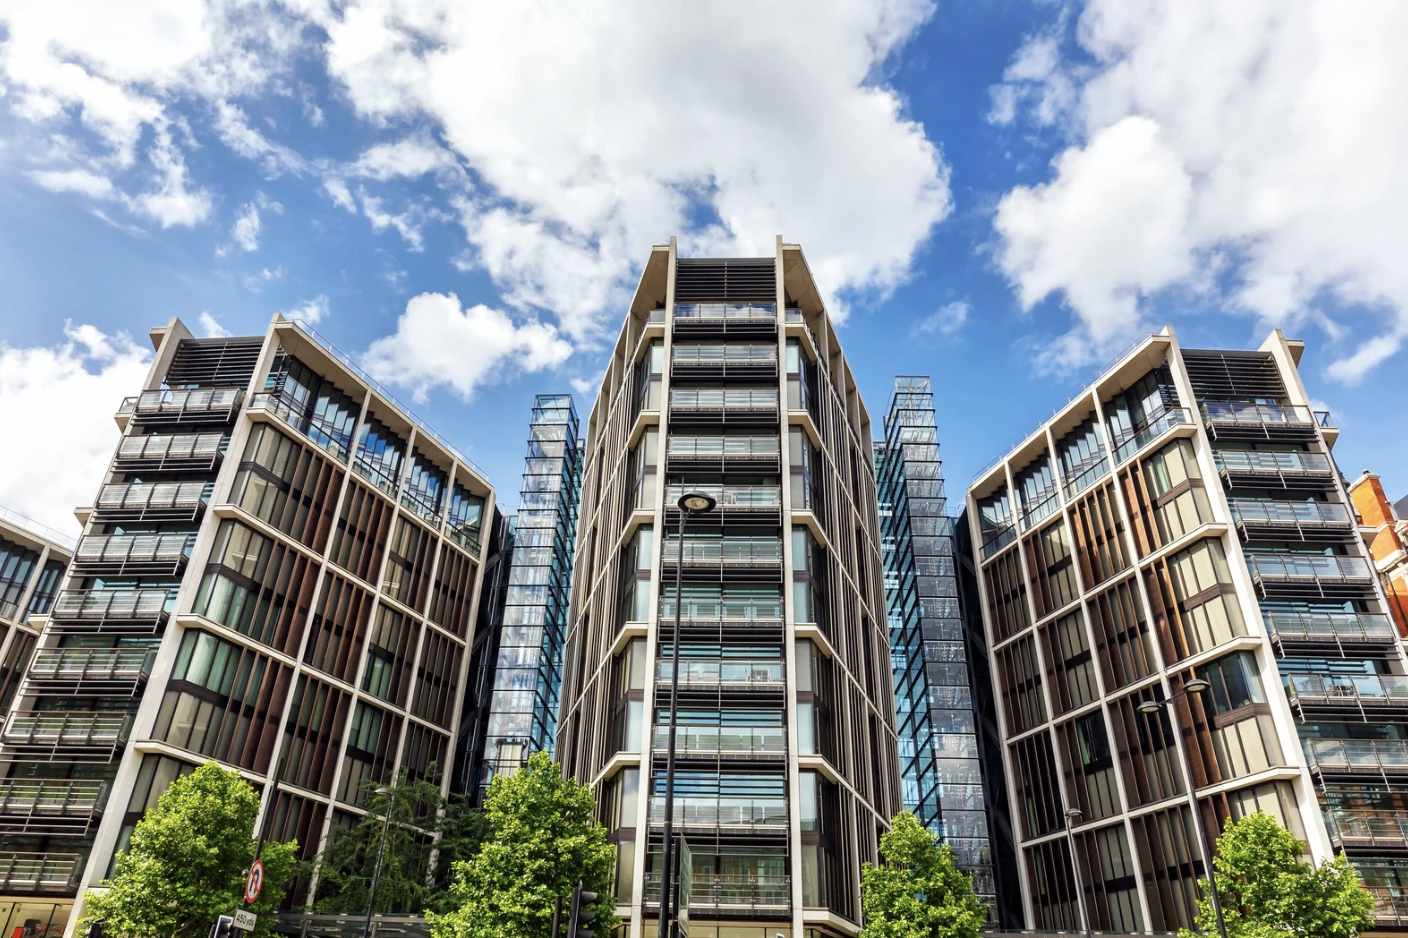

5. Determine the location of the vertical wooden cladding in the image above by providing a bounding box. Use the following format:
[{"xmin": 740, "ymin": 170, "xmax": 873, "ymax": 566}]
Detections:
[
  {"xmin": 1128, "ymin": 803, "xmax": 1202, "ymax": 931},
  {"xmin": 1087, "ymin": 578, "xmax": 1156, "ymax": 691},
  {"xmin": 231, "ymin": 423, "xmax": 343, "ymax": 551},
  {"xmin": 1072, "ymin": 823, "xmax": 1143, "ymax": 932},
  {"xmin": 1108, "ymin": 685, "xmax": 1185, "ymax": 808},
  {"xmin": 412, "ymin": 628, "xmax": 462, "ymax": 728},
  {"xmin": 1119, "ymin": 438, "xmax": 1213, "ymax": 558},
  {"xmin": 152, "ymin": 628, "xmax": 292, "ymax": 773},
  {"xmin": 1057, "ymin": 710, "xmax": 1120, "ymax": 822},
  {"xmin": 996, "ymin": 634, "xmax": 1046, "ymax": 734},
  {"xmin": 1025, "ymin": 838, "xmax": 1080, "ymax": 930},
  {"xmin": 382, "ymin": 516, "xmax": 435, "ymax": 611},
  {"xmin": 401, "ymin": 722, "xmax": 450, "ymax": 782},
  {"xmin": 1039, "ymin": 611, "xmax": 1099, "ymax": 716},
  {"xmin": 194, "ymin": 519, "xmax": 318, "ymax": 657},
  {"xmin": 1068, "ymin": 483, "xmax": 1131, "ymax": 587},
  {"xmin": 266, "ymin": 788, "xmax": 328, "ymax": 862},
  {"xmin": 429, "ymin": 541, "xmax": 477, "ymax": 638},
  {"xmin": 1142, "ymin": 538, "xmax": 1245, "ymax": 665},
  {"xmin": 1010, "ymin": 731, "xmax": 1064, "ymax": 838},
  {"xmin": 330, "ymin": 480, "xmax": 392, "ymax": 583},
  {"xmin": 983, "ymin": 549, "xmax": 1030, "ymax": 642},
  {"xmin": 303, "ymin": 572, "xmax": 373, "ymax": 684},
  {"xmin": 280, "ymin": 673, "xmax": 351, "ymax": 795},
  {"xmin": 1024, "ymin": 521, "xmax": 1079, "ymax": 620}
]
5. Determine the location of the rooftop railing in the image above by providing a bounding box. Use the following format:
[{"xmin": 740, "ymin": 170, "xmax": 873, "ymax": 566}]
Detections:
[
  {"xmin": 661, "ymin": 538, "xmax": 783, "ymax": 564},
  {"xmin": 670, "ymin": 388, "xmax": 779, "ymax": 408},
  {"xmin": 652, "ymin": 725, "xmax": 786, "ymax": 755},
  {"xmin": 1246, "ymin": 553, "xmax": 1373, "ymax": 584},
  {"xmin": 1111, "ymin": 407, "xmax": 1193, "ymax": 463},
  {"xmin": 0, "ymin": 506, "xmax": 77, "ymax": 551},
  {"xmin": 658, "ymin": 599, "xmax": 784, "ymax": 622},
  {"xmin": 673, "ymin": 345, "xmax": 778, "ymax": 362},
  {"xmin": 1264, "ymin": 610, "xmax": 1397, "ymax": 644},
  {"xmin": 673, "ymin": 303, "xmax": 777, "ymax": 320},
  {"xmin": 1304, "ymin": 738, "xmax": 1408, "ymax": 774},
  {"xmin": 1286, "ymin": 673, "xmax": 1408, "ymax": 704},
  {"xmin": 0, "ymin": 853, "xmax": 80, "ymax": 891},
  {"xmin": 666, "ymin": 436, "xmax": 780, "ymax": 457},
  {"xmin": 663, "ymin": 484, "xmax": 782, "ymax": 508},
  {"xmin": 647, "ymin": 795, "xmax": 788, "ymax": 827},
  {"xmin": 657, "ymin": 659, "xmax": 785, "ymax": 686}
]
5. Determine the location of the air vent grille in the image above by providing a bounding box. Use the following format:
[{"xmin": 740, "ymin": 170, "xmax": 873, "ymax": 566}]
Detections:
[
  {"xmin": 675, "ymin": 258, "xmax": 776, "ymax": 303},
  {"xmin": 1181, "ymin": 349, "xmax": 1287, "ymax": 402},
  {"xmin": 165, "ymin": 337, "xmax": 264, "ymax": 389}
]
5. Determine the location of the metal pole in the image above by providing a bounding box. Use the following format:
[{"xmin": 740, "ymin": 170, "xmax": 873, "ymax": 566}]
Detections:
[
  {"xmin": 1169, "ymin": 698, "xmax": 1229, "ymax": 938},
  {"xmin": 1063, "ymin": 810, "xmax": 1093, "ymax": 938},
  {"xmin": 363, "ymin": 790, "xmax": 393, "ymax": 938},
  {"xmin": 657, "ymin": 507, "xmax": 688, "ymax": 938}
]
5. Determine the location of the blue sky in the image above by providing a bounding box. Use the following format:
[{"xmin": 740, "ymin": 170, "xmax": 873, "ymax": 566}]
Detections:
[{"xmin": 1, "ymin": 0, "xmax": 1406, "ymax": 532}]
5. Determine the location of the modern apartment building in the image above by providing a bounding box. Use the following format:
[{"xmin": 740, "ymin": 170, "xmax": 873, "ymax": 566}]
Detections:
[
  {"xmin": 459, "ymin": 394, "xmax": 583, "ymax": 802},
  {"xmin": 0, "ymin": 507, "xmax": 74, "ymax": 937},
  {"xmin": 873, "ymin": 377, "xmax": 1001, "ymax": 909},
  {"xmin": 558, "ymin": 239, "xmax": 900, "ymax": 938},
  {"xmin": 0, "ymin": 315, "xmax": 495, "ymax": 933},
  {"xmin": 966, "ymin": 327, "xmax": 1408, "ymax": 932},
  {"xmin": 1348, "ymin": 472, "xmax": 1408, "ymax": 635}
]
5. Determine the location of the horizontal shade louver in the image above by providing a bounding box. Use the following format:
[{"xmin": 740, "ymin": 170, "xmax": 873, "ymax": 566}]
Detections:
[
  {"xmin": 675, "ymin": 258, "xmax": 776, "ymax": 302},
  {"xmin": 164, "ymin": 337, "xmax": 264, "ymax": 388},
  {"xmin": 1180, "ymin": 349, "xmax": 1287, "ymax": 401}
]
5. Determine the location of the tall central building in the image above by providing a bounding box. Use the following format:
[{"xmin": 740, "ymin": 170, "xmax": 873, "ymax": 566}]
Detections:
[{"xmin": 558, "ymin": 238, "xmax": 900, "ymax": 938}]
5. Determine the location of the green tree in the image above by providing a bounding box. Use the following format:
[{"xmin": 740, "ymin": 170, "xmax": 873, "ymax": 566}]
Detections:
[
  {"xmin": 431, "ymin": 751, "xmax": 617, "ymax": 938},
  {"xmin": 1179, "ymin": 811, "xmax": 1374, "ymax": 938},
  {"xmin": 79, "ymin": 760, "xmax": 298, "ymax": 938},
  {"xmin": 313, "ymin": 769, "xmax": 486, "ymax": 915},
  {"xmin": 859, "ymin": 811, "xmax": 986, "ymax": 938}
]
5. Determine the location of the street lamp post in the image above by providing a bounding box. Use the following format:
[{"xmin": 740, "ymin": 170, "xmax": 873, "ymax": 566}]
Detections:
[
  {"xmin": 1063, "ymin": 807, "xmax": 1093, "ymax": 938},
  {"xmin": 1138, "ymin": 679, "xmax": 1229, "ymax": 938},
  {"xmin": 657, "ymin": 491, "xmax": 717, "ymax": 938},
  {"xmin": 363, "ymin": 786, "xmax": 394, "ymax": 938}
]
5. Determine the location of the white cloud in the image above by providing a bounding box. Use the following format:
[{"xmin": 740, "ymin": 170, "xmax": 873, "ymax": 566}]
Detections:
[
  {"xmin": 27, "ymin": 168, "xmax": 115, "ymax": 199},
  {"xmin": 281, "ymin": 295, "xmax": 330, "ymax": 325},
  {"xmin": 990, "ymin": 0, "xmax": 1408, "ymax": 380},
  {"xmin": 363, "ymin": 292, "xmax": 572, "ymax": 402},
  {"xmin": 242, "ymin": 266, "xmax": 282, "ymax": 291},
  {"xmin": 323, "ymin": 177, "xmax": 356, "ymax": 212},
  {"xmin": 230, "ymin": 202, "xmax": 261, "ymax": 252},
  {"xmin": 360, "ymin": 191, "xmax": 426, "ymax": 250},
  {"xmin": 913, "ymin": 300, "xmax": 970, "ymax": 337},
  {"xmin": 0, "ymin": 323, "xmax": 151, "ymax": 533},
  {"xmin": 129, "ymin": 128, "xmax": 213, "ymax": 227},
  {"xmin": 349, "ymin": 137, "xmax": 459, "ymax": 180},
  {"xmin": 197, "ymin": 312, "xmax": 231, "ymax": 337}
]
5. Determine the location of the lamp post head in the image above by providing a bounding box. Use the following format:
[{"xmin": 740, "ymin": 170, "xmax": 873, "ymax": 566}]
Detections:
[
  {"xmin": 1136, "ymin": 699, "xmax": 1164, "ymax": 715},
  {"xmin": 1183, "ymin": 678, "xmax": 1212, "ymax": 695},
  {"xmin": 1066, "ymin": 807, "xmax": 1083, "ymax": 821},
  {"xmin": 677, "ymin": 491, "xmax": 717, "ymax": 514},
  {"xmin": 374, "ymin": 787, "xmax": 392, "ymax": 796}
]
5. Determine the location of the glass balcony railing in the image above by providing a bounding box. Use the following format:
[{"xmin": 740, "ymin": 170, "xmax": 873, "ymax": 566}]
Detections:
[
  {"xmin": 0, "ymin": 599, "xmax": 17, "ymax": 622},
  {"xmin": 1316, "ymin": 411, "xmax": 1336, "ymax": 428},
  {"xmin": 1246, "ymin": 554, "xmax": 1373, "ymax": 584},
  {"xmin": 1286, "ymin": 673, "xmax": 1408, "ymax": 704},
  {"xmin": 1216, "ymin": 450, "xmax": 1333, "ymax": 476},
  {"xmin": 1264, "ymin": 610, "xmax": 1396, "ymax": 644},
  {"xmin": 0, "ymin": 780, "xmax": 107, "ymax": 818},
  {"xmin": 115, "ymin": 432, "xmax": 226, "ymax": 462},
  {"xmin": 658, "ymin": 599, "xmax": 784, "ymax": 622},
  {"xmin": 27, "ymin": 648, "xmax": 157, "ymax": 683},
  {"xmin": 644, "ymin": 872, "xmax": 790, "ymax": 909},
  {"xmin": 3, "ymin": 712, "xmax": 133, "ymax": 747},
  {"xmin": 647, "ymin": 796, "xmax": 788, "ymax": 827},
  {"xmin": 1018, "ymin": 490, "xmax": 1061, "ymax": 531},
  {"xmin": 673, "ymin": 303, "xmax": 776, "ymax": 321},
  {"xmin": 0, "ymin": 853, "xmax": 80, "ymax": 891},
  {"xmin": 646, "ymin": 309, "xmax": 666, "ymax": 323},
  {"xmin": 657, "ymin": 659, "xmax": 785, "ymax": 686},
  {"xmin": 248, "ymin": 392, "xmax": 351, "ymax": 461},
  {"xmin": 74, "ymin": 534, "xmax": 196, "ymax": 566},
  {"xmin": 1063, "ymin": 456, "xmax": 1110, "ymax": 500},
  {"xmin": 1201, "ymin": 402, "xmax": 1316, "ymax": 430},
  {"xmin": 673, "ymin": 345, "xmax": 778, "ymax": 363},
  {"xmin": 443, "ymin": 521, "xmax": 483, "ymax": 554},
  {"xmin": 666, "ymin": 436, "xmax": 780, "ymax": 457},
  {"xmin": 784, "ymin": 309, "xmax": 804, "ymax": 323},
  {"xmin": 670, "ymin": 389, "xmax": 779, "ymax": 409},
  {"xmin": 661, "ymin": 538, "xmax": 783, "ymax": 564},
  {"xmin": 1326, "ymin": 810, "xmax": 1408, "ymax": 849},
  {"xmin": 652, "ymin": 725, "xmax": 786, "ymax": 755},
  {"xmin": 96, "ymin": 482, "xmax": 212, "ymax": 514},
  {"xmin": 122, "ymin": 387, "xmax": 243, "ymax": 420},
  {"xmin": 1111, "ymin": 407, "xmax": 1193, "ymax": 463},
  {"xmin": 1304, "ymin": 739, "xmax": 1408, "ymax": 774},
  {"xmin": 1368, "ymin": 888, "xmax": 1408, "ymax": 925},
  {"xmin": 1230, "ymin": 499, "xmax": 1354, "ymax": 529},
  {"xmin": 980, "ymin": 524, "xmax": 1016, "ymax": 559},
  {"xmin": 50, "ymin": 589, "xmax": 173, "ymax": 622},
  {"xmin": 663, "ymin": 484, "xmax": 782, "ymax": 508}
]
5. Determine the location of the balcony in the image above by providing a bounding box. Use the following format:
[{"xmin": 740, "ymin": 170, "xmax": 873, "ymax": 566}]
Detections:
[
  {"xmin": 1369, "ymin": 888, "xmax": 1408, "ymax": 927},
  {"xmin": 121, "ymin": 387, "xmax": 244, "ymax": 427},
  {"xmin": 443, "ymin": 520, "xmax": 483, "ymax": 555},
  {"xmin": 980, "ymin": 523, "xmax": 1016, "ymax": 559},
  {"xmin": 1286, "ymin": 673, "xmax": 1408, "ymax": 718},
  {"xmin": 1063, "ymin": 455, "xmax": 1110, "ymax": 501},
  {"xmin": 92, "ymin": 481, "xmax": 212, "ymax": 523},
  {"xmin": 0, "ymin": 853, "xmax": 81, "ymax": 894},
  {"xmin": 1246, "ymin": 553, "xmax": 1376, "ymax": 600},
  {"xmin": 657, "ymin": 658, "xmax": 785, "ymax": 689},
  {"xmin": 248, "ymin": 391, "xmax": 352, "ymax": 462},
  {"xmin": 1265, "ymin": 610, "xmax": 1398, "ymax": 655},
  {"xmin": 665, "ymin": 436, "xmax": 780, "ymax": 474},
  {"xmin": 1216, "ymin": 450, "xmax": 1335, "ymax": 491},
  {"xmin": 672, "ymin": 303, "xmax": 778, "ymax": 338},
  {"xmin": 1111, "ymin": 407, "xmax": 1194, "ymax": 464},
  {"xmin": 112, "ymin": 431, "xmax": 226, "ymax": 472},
  {"xmin": 647, "ymin": 795, "xmax": 788, "ymax": 829},
  {"xmin": 0, "ymin": 598, "xmax": 18, "ymax": 623},
  {"xmin": 1201, "ymin": 402, "xmax": 1321, "ymax": 442},
  {"xmin": 661, "ymin": 538, "xmax": 783, "ymax": 581},
  {"xmin": 1326, "ymin": 810, "xmax": 1408, "ymax": 851},
  {"xmin": 1, "ymin": 711, "xmax": 134, "ymax": 762},
  {"xmin": 1229, "ymin": 499, "xmax": 1357, "ymax": 543},
  {"xmin": 658, "ymin": 599, "xmax": 784, "ymax": 628},
  {"xmin": 47, "ymin": 589, "xmax": 172, "ymax": 635},
  {"xmin": 671, "ymin": 344, "xmax": 779, "ymax": 381},
  {"xmin": 668, "ymin": 388, "xmax": 779, "ymax": 427},
  {"xmin": 0, "ymin": 780, "xmax": 107, "ymax": 835},
  {"xmin": 663, "ymin": 485, "xmax": 783, "ymax": 529},
  {"xmin": 25, "ymin": 647, "xmax": 158, "ymax": 695},
  {"xmin": 1018, "ymin": 489, "xmax": 1061, "ymax": 531},
  {"xmin": 644, "ymin": 873, "xmax": 791, "ymax": 913},
  {"xmin": 652, "ymin": 725, "xmax": 786, "ymax": 759},
  {"xmin": 71, "ymin": 533, "xmax": 195, "ymax": 577},
  {"xmin": 1304, "ymin": 739, "xmax": 1408, "ymax": 778}
]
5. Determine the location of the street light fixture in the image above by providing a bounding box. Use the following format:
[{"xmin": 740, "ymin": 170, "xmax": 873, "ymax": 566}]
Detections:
[
  {"xmin": 1063, "ymin": 807, "xmax": 1092, "ymax": 938},
  {"xmin": 1137, "ymin": 678, "xmax": 1228, "ymax": 938},
  {"xmin": 657, "ymin": 491, "xmax": 717, "ymax": 938},
  {"xmin": 364, "ymin": 786, "xmax": 394, "ymax": 938}
]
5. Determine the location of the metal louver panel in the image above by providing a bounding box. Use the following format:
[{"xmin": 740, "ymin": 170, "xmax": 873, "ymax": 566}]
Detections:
[
  {"xmin": 1181, "ymin": 349, "xmax": 1287, "ymax": 401},
  {"xmin": 675, "ymin": 258, "xmax": 776, "ymax": 303},
  {"xmin": 164, "ymin": 337, "xmax": 264, "ymax": 388}
]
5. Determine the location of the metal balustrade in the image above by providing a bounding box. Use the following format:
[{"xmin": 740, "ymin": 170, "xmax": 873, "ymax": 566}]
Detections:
[
  {"xmin": 27, "ymin": 647, "xmax": 157, "ymax": 685},
  {"xmin": 1018, "ymin": 490, "xmax": 1061, "ymax": 531},
  {"xmin": 122, "ymin": 387, "xmax": 243, "ymax": 424},
  {"xmin": 670, "ymin": 388, "xmax": 779, "ymax": 409},
  {"xmin": 672, "ymin": 344, "xmax": 778, "ymax": 362},
  {"xmin": 3, "ymin": 712, "xmax": 134, "ymax": 754},
  {"xmin": 1304, "ymin": 738, "xmax": 1408, "ymax": 774},
  {"xmin": 1112, "ymin": 407, "xmax": 1193, "ymax": 463},
  {"xmin": 980, "ymin": 524, "xmax": 1016, "ymax": 559},
  {"xmin": 1063, "ymin": 456, "xmax": 1110, "ymax": 500},
  {"xmin": 0, "ymin": 780, "xmax": 107, "ymax": 827},
  {"xmin": 1369, "ymin": 888, "xmax": 1408, "ymax": 925},
  {"xmin": 1286, "ymin": 673, "xmax": 1408, "ymax": 705},
  {"xmin": 1201, "ymin": 403, "xmax": 1326, "ymax": 443},
  {"xmin": 666, "ymin": 436, "xmax": 780, "ymax": 457},
  {"xmin": 647, "ymin": 796, "xmax": 789, "ymax": 827},
  {"xmin": 658, "ymin": 600, "xmax": 784, "ymax": 622},
  {"xmin": 652, "ymin": 725, "xmax": 786, "ymax": 755},
  {"xmin": 661, "ymin": 538, "xmax": 783, "ymax": 564},
  {"xmin": 49, "ymin": 589, "xmax": 172, "ymax": 625},
  {"xmin": 249, "ymin": 392, "xmax": 351, "ymax": 461},
  {"xmin": 1326, "ymin": 810, "xmax": 1408, "ymax": 849},
  {"xmin": 1230, "ymin": 499, "xmax": 1352, "ymax": 526},
  {"xmin": 657, "ymin": 659, "xmax": 785, "ymax": 686},
  {"xmin": 644, "ymin": 872, "xmax": 791, "ymax": 909},
  {"xmin": 95, "ymin": 481, "xmax": 212, "ymax": 520},
  {"xmin": 664, "ymin": 484, "xmax": 782, "ymax": 508},
  {"xmin": 1264, "ymin": 610, "xmax": 1396, "ymax": 645},
  {"xmin": 0, "ymin": 853, "xmax": 80, "ymax": 891},
  {"xmin": 114, "ymin": 431, "xmax": 226, "ymax": 471},
  {"xmin": 1216, "ymin": 449, "xmax": 1334, "ymax": 476},
  {"xmin": 673, "ymin": 303, "xmax": 777, "ymax": 320},
  {"xmin": 73, "ymin": 534, "xmax": 195, "ymax": 573},
  {"xmin": 1246, "ymin": 553, "xmax": 1373, "ymax": 585}
]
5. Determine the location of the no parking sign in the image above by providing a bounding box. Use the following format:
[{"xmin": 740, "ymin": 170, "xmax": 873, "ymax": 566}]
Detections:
[{"xmin": 245, "ymin": 860, "xmax": 264, "ymax": 905}]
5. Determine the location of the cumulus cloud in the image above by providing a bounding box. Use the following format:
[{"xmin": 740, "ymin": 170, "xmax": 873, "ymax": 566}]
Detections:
[
  {"xmin": 281, "ymin": 295, "xmax": 330, "ymax": 325},
  {"xmin": 230, "ymin": 202, "xmax": 262, "ymax": 252},
  {"xmin": 913, "ymin": 300, "xmax": 970, "ymax": 337},
  {"xmin": 0, "ymin": 324, "xmax": 151, "ymax": 533},
  {"xmin": 197, "ymin": 312, "xmax": 231, "ymax": 337},
  {"xmin": 363, "ymin": 292, "xmax": 572, "ymax": 402},
  {"xmin": 990, "ymin": 0, "xmax": 1408, "ymax": 380}
]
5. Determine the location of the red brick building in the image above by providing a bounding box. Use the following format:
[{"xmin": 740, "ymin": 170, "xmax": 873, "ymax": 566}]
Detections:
[{"xmin": 1350, "ymin": 471, "xmax": 1408, "ymax": 634}]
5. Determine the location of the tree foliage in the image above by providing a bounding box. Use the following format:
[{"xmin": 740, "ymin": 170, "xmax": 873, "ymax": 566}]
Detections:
[
  {"xmin": 1179, "ymin": 812, "xmax": 1374, "ymax": 938},
  {"xmin": 79, "ymin": 760, "xmax": 298, "ymax": 938},
  {"xmin": 430, "ymin": 751, "xmax": 617, "ymax": 938},
  {"xmin": 314, "ymin": 769, "xmax": 485, "ymax": 915},
  {"xmin": 859, "ymin": 811, "xmax": 986, "ymax": 938}
]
